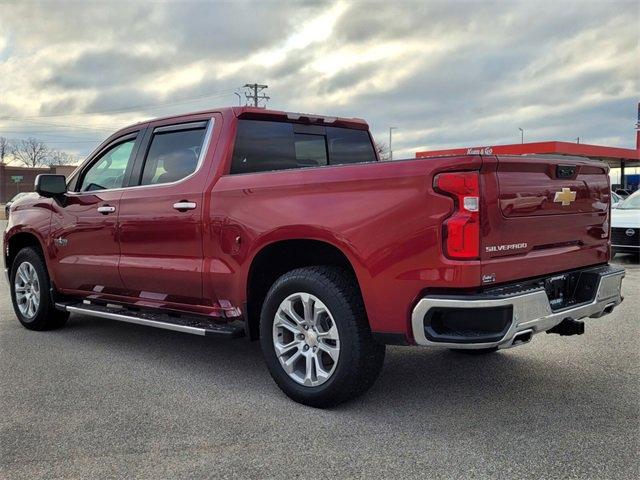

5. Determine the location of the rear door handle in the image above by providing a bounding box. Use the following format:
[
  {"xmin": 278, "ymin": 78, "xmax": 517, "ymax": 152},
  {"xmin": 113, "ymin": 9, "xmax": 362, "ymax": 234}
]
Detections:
[
  {"xmin": 97, "ymin": 205, "xmax": 116, "ymax": 214},
  {"xmin": 173, "ymin": 201, "xmax": 197, "ymax": 211}
]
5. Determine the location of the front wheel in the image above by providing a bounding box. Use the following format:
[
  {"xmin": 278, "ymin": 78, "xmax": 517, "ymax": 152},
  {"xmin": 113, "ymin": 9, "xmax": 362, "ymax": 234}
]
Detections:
[
  {"xmin": 10, "ymin": 247, "xmax": 69, "ymax": 331},
  {"xmin": 260, "ymin": 266, "xmax": 385, "ymax": 408}
]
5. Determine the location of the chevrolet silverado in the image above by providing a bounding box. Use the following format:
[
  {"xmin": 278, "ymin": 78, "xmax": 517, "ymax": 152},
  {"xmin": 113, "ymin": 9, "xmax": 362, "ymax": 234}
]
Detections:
[{"xmin": 4, "ymin": 107, "xmax": 625, "ymax": 407}]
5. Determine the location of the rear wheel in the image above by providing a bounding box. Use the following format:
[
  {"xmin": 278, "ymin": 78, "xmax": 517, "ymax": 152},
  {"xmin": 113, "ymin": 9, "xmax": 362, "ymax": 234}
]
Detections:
[
  {"xmin": 260, "ymin": 266, "xmax": 385, "ymax": 408},
  {"xmin": 10, "ymin": 247, "xmax": 69, "ymax": 331}
]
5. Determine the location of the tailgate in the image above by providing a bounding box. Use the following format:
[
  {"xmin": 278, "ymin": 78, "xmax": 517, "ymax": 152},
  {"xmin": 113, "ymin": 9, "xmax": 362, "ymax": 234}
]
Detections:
[
  {"xmin": 497, "ymin": 158, "xmax": 607, "ymax": 217},
  {"xmin": 480, "ymin": 155, "xmax": 610, "ymax": 284}
]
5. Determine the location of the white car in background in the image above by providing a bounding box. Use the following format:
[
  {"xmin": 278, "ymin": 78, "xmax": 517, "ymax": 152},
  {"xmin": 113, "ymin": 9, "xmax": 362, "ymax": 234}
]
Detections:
[
  {"xmin": 611, "ymin": 190, "xmax": 640, "ymax": 257},
  {"xmin": 611, "ymin": 190, "xmax": 623, "ymax": 208}
]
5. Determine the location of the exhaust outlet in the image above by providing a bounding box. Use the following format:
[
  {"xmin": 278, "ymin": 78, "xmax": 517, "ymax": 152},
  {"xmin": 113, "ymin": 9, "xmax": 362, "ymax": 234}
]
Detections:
[{"xmin": 512, "ymin": 329, "xmax": 533, "ymax": 346}]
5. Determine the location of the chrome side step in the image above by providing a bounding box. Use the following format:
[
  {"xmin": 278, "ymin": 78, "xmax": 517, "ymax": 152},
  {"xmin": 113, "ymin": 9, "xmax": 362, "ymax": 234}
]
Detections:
[{"xmin": 56, "ymin": 302, "xmax": 245, "ymax": 338}]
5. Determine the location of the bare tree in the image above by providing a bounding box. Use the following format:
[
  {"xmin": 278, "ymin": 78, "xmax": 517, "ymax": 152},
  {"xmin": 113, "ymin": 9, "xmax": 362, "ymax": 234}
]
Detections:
[
  {"xmin": 49, "ymin": 149, "xmax": 79, "ymax": 166},
  {"xmin": 11, "ymin": 138, "xmax": 50, "ymax": 167},
  {"xmin": 375, "ymin": 141, "xmax": 390, "ymax": 161},
  {"xmin": 0, "ymin": 136, "xmax": 9, "ymax": 164}
]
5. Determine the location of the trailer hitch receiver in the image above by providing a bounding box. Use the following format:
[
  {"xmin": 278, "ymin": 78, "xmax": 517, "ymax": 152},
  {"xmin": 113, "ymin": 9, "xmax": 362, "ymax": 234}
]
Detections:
[{"xmin": 546, "ymin": 318, "xmax": 585, "ymax": 336}]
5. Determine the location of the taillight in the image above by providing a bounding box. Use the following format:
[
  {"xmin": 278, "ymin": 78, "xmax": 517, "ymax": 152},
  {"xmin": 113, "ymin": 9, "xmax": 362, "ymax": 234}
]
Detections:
[{"xmin": 434, "ymin": 171, "xmax": 480, "ymax": 259}]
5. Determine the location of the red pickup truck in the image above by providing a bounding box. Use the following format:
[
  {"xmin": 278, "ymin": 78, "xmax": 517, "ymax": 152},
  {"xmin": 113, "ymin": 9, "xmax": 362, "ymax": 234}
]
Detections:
[{"xmin": 4, "ymin": 107, "xmax": 625, "ymax": 407}]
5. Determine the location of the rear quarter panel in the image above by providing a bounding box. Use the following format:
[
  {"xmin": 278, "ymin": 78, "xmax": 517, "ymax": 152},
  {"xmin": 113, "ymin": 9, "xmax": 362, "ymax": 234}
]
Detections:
[{"xmin": 207, "ymin": 156, "xmax": 482, "ymax": 336}]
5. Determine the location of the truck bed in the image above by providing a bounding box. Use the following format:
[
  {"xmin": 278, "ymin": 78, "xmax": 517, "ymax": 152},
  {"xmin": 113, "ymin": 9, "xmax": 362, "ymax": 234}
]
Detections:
[{"xmin": 210, "ymin": 152, "xmax": 611, "ymax": 336}]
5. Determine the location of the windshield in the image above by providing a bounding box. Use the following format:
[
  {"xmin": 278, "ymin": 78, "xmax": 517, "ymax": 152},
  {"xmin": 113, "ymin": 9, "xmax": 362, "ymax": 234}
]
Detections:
[{"xmin": 618, "ymin": 192, "xmax": 640, "ymax": 209}]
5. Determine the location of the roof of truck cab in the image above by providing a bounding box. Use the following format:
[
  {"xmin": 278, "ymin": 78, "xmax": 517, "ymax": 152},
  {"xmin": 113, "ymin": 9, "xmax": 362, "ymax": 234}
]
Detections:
[{"xmin": 129, "ymin": 106, "xmax": 369, "ymax": 130}]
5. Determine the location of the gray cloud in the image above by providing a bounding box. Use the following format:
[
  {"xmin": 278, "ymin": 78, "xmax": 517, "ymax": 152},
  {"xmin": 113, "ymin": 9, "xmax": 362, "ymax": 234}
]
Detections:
[
  {"xmin": 84, "ymin": 87, "xmax": 163, "ymax": 113},
  {"xmin": 269, "ymin": 50, "xmax": 317, "ymax": 79},
  {"xmin": 159, "ymin": 1, "xmax": 320, "ymax": 60},
  {"xmin": 38, "ymin": 97, "xmax": 81, "ymax": 116},
  {"xmin": 319, "ymin": 62, "xmax": 380, "ymax": 94},
  {"xmin": 0, "ymin": 0, "xmax": 638, "ymax": 159},
  {"xmin": 46, "ymin": 50, "xmax": 167, "ymax": 89}
]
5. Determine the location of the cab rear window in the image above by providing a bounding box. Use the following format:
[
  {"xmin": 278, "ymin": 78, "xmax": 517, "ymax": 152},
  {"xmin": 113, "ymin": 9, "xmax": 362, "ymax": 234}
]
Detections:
[{"xmin": 230, "ymin": 120, "xmax": 376, "ymax": 174}]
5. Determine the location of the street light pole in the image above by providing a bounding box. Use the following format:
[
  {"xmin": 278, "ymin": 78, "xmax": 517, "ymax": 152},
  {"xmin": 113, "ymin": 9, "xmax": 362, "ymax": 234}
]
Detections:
[
  {"xmin": 518, "ymin": 127, "xmax": 524, "ymax": 144},
  {"xmin": 389, "ymin": 127, "xmax": 397, "ymax": 160}
]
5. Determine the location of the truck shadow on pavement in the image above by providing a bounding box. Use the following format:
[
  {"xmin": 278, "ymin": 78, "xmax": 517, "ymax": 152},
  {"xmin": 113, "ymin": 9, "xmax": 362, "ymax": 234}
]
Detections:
[{"xmin": 55, "ymin": 313, "xmax": 634, "ymax": 424}]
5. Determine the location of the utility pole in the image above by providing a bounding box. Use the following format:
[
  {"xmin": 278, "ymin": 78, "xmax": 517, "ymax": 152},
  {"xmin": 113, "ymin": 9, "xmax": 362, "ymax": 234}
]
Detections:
[
  {"xmin": 243, "ymin": 84, "xmax": 270, "ymax": 108},
  {"xmin": 389, "ymin": 127, "xmax": 397, "ymax": 160},
  {"xmin": 518, "ymin": 127, "xmax": 524, "ymax": 144}
]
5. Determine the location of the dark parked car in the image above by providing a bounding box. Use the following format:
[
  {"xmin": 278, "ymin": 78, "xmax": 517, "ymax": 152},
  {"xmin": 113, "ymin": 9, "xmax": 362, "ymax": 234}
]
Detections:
[
  {"xmin": 614, "ymin": 188, "xmax": 631, "ymax": 198},
  {"xmin": 4, "ymin": 192, "xmax": 31, "ymax": 218}
]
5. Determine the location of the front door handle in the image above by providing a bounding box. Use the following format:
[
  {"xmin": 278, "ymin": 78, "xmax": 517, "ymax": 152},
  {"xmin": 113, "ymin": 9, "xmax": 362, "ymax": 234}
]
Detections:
[
  {"xmin": 97, "ymin": 205, "xmax": 116, "ymax": 215},
  {"xmin": 173, "ymin": 201, "xmax": 197, "ymax": 211}
]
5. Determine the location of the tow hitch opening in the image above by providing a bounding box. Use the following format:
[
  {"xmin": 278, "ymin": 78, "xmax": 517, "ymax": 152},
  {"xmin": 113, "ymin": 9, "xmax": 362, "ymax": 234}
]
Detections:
[{"xmin": 546, "ymin": 318, "xmax": 585, "ymax": 336}]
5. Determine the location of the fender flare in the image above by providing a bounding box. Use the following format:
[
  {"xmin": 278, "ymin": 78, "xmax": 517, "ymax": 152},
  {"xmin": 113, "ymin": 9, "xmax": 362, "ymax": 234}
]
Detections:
[{"xmin": 243, "ymin": 226, "xmax": 368, "ymax": 290}]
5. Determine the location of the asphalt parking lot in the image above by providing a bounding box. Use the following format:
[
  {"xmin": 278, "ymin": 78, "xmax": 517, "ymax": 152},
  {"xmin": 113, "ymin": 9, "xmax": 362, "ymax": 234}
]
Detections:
[{"xmin": 1, "ymin": 220, "xmax": 638, "ymax": 480}]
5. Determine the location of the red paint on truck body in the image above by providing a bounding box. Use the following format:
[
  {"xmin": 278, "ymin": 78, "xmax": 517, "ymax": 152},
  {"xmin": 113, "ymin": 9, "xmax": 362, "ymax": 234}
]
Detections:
[{"xmin": 4, "ymin": 107, "xmax": 612, "ymax": 342}]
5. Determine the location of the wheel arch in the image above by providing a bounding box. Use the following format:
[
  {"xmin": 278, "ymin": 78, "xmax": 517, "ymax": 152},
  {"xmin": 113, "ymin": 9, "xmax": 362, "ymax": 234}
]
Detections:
[
  {"xmin": 5, "ymin": 230, "xmax": 47, "ymax": 275},
  {"xmin": 244, "ymin": 235, "xmax": 365, "ymax": 341}
]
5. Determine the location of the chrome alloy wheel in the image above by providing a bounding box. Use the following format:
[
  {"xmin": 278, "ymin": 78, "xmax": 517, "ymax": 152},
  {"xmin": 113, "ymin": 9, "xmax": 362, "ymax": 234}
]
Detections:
[
  {"xmin": 272, "ymin": 292, "xmax": 340, "ymax": 387},
  {"xmin": 14, "ymin": 261, "xmax": 40, "ymax": 319}
]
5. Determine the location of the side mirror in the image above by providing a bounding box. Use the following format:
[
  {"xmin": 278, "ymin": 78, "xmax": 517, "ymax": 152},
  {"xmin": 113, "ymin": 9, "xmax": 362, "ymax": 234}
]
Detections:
[{"xmin": 35, "ymin": 174, "xmax": 67, "ymax": 197}]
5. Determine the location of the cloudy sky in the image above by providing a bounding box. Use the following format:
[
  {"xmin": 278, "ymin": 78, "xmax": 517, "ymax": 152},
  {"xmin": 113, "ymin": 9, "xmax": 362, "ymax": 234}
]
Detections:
[{"xmin": 0, "ymin": 0, "xmax": 638, "ymax": 160}]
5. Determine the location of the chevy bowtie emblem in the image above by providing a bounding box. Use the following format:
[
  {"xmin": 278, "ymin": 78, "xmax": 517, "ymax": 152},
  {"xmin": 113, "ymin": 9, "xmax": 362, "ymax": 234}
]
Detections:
[{"xmin": 553, "ymin": 187, "xmax": 577, "ymax": 206}]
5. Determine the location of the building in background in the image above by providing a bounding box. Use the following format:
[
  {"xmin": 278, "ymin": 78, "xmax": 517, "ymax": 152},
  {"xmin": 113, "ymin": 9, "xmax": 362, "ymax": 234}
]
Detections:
[
  {"xmin": 416, "ymin": 104, "xmax": 640, "ymax": 191},
  {"xmin": 0, "ymin": 164, "xmax": 77, "ymax": 203}
]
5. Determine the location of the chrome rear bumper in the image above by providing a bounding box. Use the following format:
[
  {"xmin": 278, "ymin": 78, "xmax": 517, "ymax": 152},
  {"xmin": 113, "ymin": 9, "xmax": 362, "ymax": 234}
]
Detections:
[{"xmin": 411, "ymin": 266, "xmax": 625, "ymax": 349}]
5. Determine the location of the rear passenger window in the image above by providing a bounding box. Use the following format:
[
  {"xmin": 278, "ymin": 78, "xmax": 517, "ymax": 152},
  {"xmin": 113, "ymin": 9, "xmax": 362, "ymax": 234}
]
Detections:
[
  {"xmin": 140, "ymin": 125, "xmax": 207, "ymax": 186},
  {"xmin": 231, "ymin": 120, "xmax": 296, "ymax": 174},
  {"xmin": 326, "ymin": 127, "xmax": 376, "ymax": 165},
  {"xmin": 230, "ymin": 120, "xmax": 375, "ymax": 174}
]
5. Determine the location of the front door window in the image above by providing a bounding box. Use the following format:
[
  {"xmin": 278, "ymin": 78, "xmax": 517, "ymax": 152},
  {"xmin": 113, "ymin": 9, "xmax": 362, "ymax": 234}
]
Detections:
[{"xmin": 79, "ymin": 140, "xmax": 135, "ymax": 192}]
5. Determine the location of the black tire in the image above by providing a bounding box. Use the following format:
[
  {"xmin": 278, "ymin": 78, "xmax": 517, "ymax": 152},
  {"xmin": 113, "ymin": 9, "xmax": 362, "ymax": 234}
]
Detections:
[
  {"xmin": 9, "ymin": 247, "xmax": 69, "ymax": 331},
  {"xmin": 450, "ymin": 347, "xmax": 499, "ymax": 355},
  {"xmin": 260, "ymin": 266, "xmax": 385, "ymax": 408}
]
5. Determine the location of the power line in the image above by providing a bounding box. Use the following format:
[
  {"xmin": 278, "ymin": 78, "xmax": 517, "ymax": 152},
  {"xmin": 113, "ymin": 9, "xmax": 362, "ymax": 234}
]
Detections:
[
  {"xmin": 2, "ymin": 118, "xmax": 115, "ymax": 132},
  {"xmin": 0, "ymin": 87, "xmax": 241, "ymax": 121},
  {"xmin": 0, "ymin": 86, "xmax": 254, "ymax": 151},
  {"xmin": 0, "ymin": 129, "xmax": 109, "ymax": 138},
  {"xmin": 243, "ymin": 84, "xmax": 270, "ymax": 108},
  {"xmin": 4, "ymin": 137, "xmax": 99, "ymax": 144}
]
